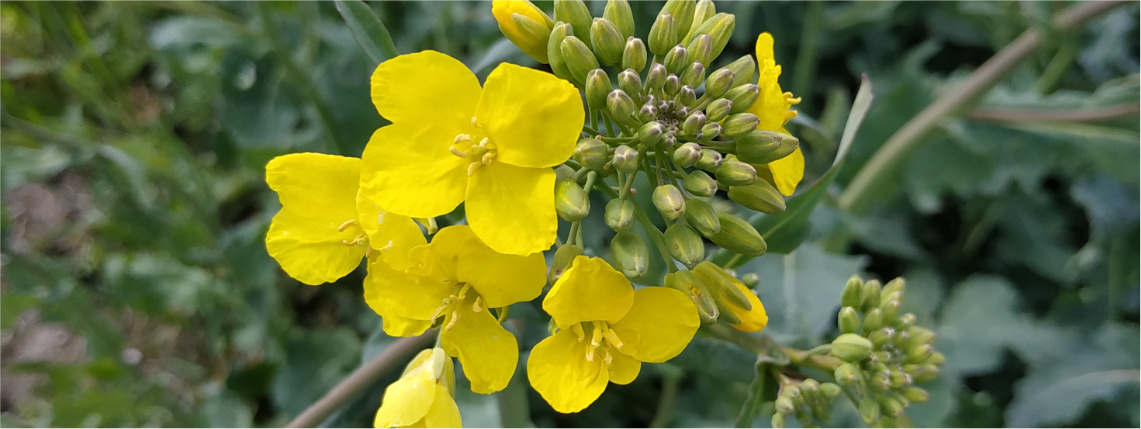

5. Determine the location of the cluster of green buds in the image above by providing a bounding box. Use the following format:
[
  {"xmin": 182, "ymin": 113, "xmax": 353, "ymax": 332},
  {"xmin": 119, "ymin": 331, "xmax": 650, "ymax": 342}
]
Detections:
[
  {"xmin": 828, "ymin": 276, "xmax": 943, "ymax": 427},
  {"xmin": 771, "ymin": 377, "xmax": 844, "ymax": 428}
]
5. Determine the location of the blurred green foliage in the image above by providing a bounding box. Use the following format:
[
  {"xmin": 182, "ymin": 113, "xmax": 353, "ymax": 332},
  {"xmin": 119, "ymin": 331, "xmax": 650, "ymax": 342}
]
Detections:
[{"xmin": 1, "ymin": 1, "xmax": 1137, "ymax": 428}]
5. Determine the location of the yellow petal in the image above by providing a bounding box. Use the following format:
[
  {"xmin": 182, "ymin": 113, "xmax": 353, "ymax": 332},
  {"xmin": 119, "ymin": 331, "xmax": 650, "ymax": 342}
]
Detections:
[
  {"xmin": 526, "ymin": 328, "xmax": 609, "ymax": 413},
  {"xmin": 610, "ymin": 287, "xmax": 700, "ymax": 363},
  {"xmin": 370, "ymin": 50, "xmax": 481, "ymax": 129},
  {"xmin": 767, "ymin": 146, "xmax": 804, "ymax": 196},
  {"xmin": 755, "ymin": 32, "xmax": 775, "ymax": 65},
  {"xmin": 265, "ymin": 153, "xmax": 366, "ymax": 285},
  {"xmin": 356, "ymin": 190, "xmax": 427, "ymax": 271},
  {"xmin": 456, "ymin": 236, "xmax": 547, "ymax": 308},
  {"xmin": 607, "ymin": 349, "xmax": 641, "ymax": 385},
  {"xmin": 364, "ymin": 255, "xmax": 452, "ymax": 323},
  {"xmin": 465, "ymin": 162, "xmax": 557, "ymax": 256},
  {"xmin": 729, "ymin": 282, "xmax": 769, "ymax": 332},
  {"xmin": 543, "ymin": 256, "xmax": 635, "ymax": 328},
  {"xmin": 439, "ymin": 293, "xmax": 518, "ymax": 394},
  {"xmin": 475, "ymin": 63, "xmax": 583, "ymax": 169},
  {"xmin": 374, "ymin": 369, "xmax": 436, "ymax": 427},
  {"xmin": 416, "ymin": 225, "xmax": 479, "ymax": 282},
  {"xmin": 360, "ymin": 122, "xmax": 470, "ymax": 219},
  {"xmin": 421, "ymin": 382, "xmax": 463, "ymax": 428}
]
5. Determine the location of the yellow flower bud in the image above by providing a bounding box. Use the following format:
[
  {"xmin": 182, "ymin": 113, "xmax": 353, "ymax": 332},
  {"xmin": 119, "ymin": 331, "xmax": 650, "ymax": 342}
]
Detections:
[
  {"xmin": 493, "ymin": 0, "xmax": 555, "ymax": 64},
  {"xmin": 709, "ymin": 211, "xmax": 767, "ymax": 257},
  {"xmin": 611, "ymin": 230, "xmax": 649, "ymax": 280},
  {"xmin": 664, "ymin": 270, "xmax": 719, "ymax": 323},
  {"xmin": 686, "ymin": 0, "xmax": 716, "ymax": 41},
  {"xmin": 590, "ymin": 17, "xmax": 625, "ymax": 66},
  {"xmin": 665, "ymin": 223, "xmax": 704, "ymax": 268},
  {"xmin": 603, "ymin": 0, "xmax": 634, "ymax": 40},
  {"xmin": 684, "ymin": 198, "xmax": 721, "ymax": 236},
  {"xmin": 692, "ymin": 261, "xmax": 752, "ymax": 310},
  {"xmin": 728, "ymin": 179, "xmax": 786, "ymax": 214},
  {"xmin": 554, "ymin": 178, "xmax": 591, "ymax": 222},
  {"xmin": 686, "ymin": 33, "xmax": 713, "ymax": 67}
]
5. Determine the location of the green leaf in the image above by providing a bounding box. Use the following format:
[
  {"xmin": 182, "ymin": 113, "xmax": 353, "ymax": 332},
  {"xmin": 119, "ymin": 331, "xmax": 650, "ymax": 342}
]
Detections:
[
  {"xmin": 334, "ymin": 0, "xmax": 399, "ymax": 68},
  {"xmin": 271, "ymin": 327, "xmax": 363, "ymax": 417}
]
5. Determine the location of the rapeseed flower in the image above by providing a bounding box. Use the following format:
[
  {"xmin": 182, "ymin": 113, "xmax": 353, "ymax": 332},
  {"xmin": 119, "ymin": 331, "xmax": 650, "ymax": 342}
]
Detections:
[
  {"xmin": 492, "ymin": 0, "xmax": 554, "ymax": 64},
  {"xmin": 361, "ymin": 51, "xmax": 583, "ymax": 256},
  {"xmin": 746, "ymin": 32, "xmax": 804, "ymax": 196},
  {"xmin": 528, "ymin": 256, "xmax": 700, "ymax": 413},
  {"xmin": 265, "ymin": 153, "xmax": 424, "ymax": 285},
  {"xmin": 364, "ymin": 225, "xmax": 547, "ymax": 394},
  {"xmin": 374, "ymin": 347, "xmax": 461, "ymax": 428}
]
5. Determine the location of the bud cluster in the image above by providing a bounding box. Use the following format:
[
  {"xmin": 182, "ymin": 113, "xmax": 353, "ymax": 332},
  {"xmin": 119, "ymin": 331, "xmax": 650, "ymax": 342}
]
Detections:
[{"xmin": 771, "ymin": 378, "xmax": 843, "ymax": 428}]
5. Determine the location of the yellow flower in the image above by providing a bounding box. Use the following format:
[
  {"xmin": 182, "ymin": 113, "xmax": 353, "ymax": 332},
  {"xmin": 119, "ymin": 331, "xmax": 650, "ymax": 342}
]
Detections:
[
  {"xmin": 746, "ymin": 32, "xmax": 804, "ymax": 196},
  {"xmin": 361, "ymin": 51, "xmax": 583, "ymax": 256},
  {"xmin": 492, "ymin": 0, "xmax": 555, "ymax": 64},
  {"xmin": 364, "ymin": 225, "xmax": 547, "ymax": 394},
  {"xmin": 265, "ymin": 153, "xmax": 425, "ymax": 285},
  {"xmin": 374, "ymin": 347, "xmax": 462, "ymax": 428},
  {"xmin": 527, "ymin": 256, "xmax": 700, "ymax": 413}
]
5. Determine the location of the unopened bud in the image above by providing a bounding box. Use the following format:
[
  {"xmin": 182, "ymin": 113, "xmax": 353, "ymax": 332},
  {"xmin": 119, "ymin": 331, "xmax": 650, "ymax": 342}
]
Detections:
[
  {"xmin": 548, "ymin": 244, "xmax": 583, "ymax": 283},
  {"xmin": 725, "ymin": 84, "xmax": 760, "ymax": 114},
  {"xmin": 715, "ymin": 159, "xmax": 757, "ymax": 186},
  {"xmin": 687, "ymin": 0, "xmax": 716, "ymax": 40},
  {"xmin": 652, "ymin": 184, "xmax": 686, "ymax": 221},
  {"xmin": 841, "ymin": 275, "xmax": 864, "ymax": 308},
  {"xmin": 665, "ymin": 270, "xmax": 719, "ymax": 322},
  {"xmin": 573, "ymin": 138, "xmax": 609, "ymax": 171},
  {"xmin": 672, "ymin": 142, "xmax": 702, "ymax": 168},
  {"xmin": 722, "ymin": 113, "xmax": 760, "ymax": 139},
  {"xmin": 603, "ymin": 0, "xmax": 634, "ymax": 39},
  {"xmin": 727, "ymin": 179, "xmax": 785, "ymax": 214},
  {"xmin": 560, "ymin": 35, "xmax": 599, "ymax": 85},
  {"xmin": 681, "ymin": 111, "xmax": 706, "ymax": 137},
  {"xmin": 546, "ymin": 22, "xmax": 576, "ymax": 82},
  {"xmin": 775, "ymin": 396, "xmax": 795, "ymax": 416},
  {"xmin": 585, "ymin": 69, "xmax": 612, "ymax": 110},
  {"xmin": 647, "ymin": 13, "xmax": 678, "ymax": 56},
  {"xmin": 820, "ymin": 382, "xmax": 842, "ymax": 399},
  {"xmin": 554, "ymin": 0, "xmax": 593, "ymax": 49},
  {"xmin": 554, "ymin": 179, "xmax": 590, "ymax": 221},
  {"xmin": 879, "ymin": 396, "xmax": 904, "ymax": 418},
  {"xmin": 834, "ymin": 363, "xmax": 860, "ymax": 385},
  {"xmin": 683, "ymin": 170, "xmax": 717, "ymax": 197},
  {"xmin": 684, "ymin": 199, "xmax": 721, "ymax": 236},
  {"xmin": 726, "ymin": 55, "xmax": 756, "ymax": 88},
  {"xmin": 881, "ymin": 277, "xmax": 906, "ymax": 300},
  {"xmin": 612, "ymin": 145, "xmax": 639, "ymax": 174},
  {"xmin": 636, "ymin": 104, "xmax": 658, "ymax": 123},
  {"xmin": 590, "ymin": 18, "xmax": 624, "ymax": 66},
  {"xmin": 688, "ymin": 13, "xmax": 734, "ymax": 60},
  {"xmin": 693, "ymin": 261, "xmax": 754, "ymax": 311},
  {"xmin": 494, "ymin": 0, "xmax": 555, "ymax": 64},
  {"xmin": 860, "ymin": 279, "xmax": 882, "ymax": 312},
  {"xmin": 903, "ymin": 386, "xmax": 929, "ymax": 404},
  {"xmin": 700, "ymin": 122, "xmax": 722, "ymax": 140},
  {"xmin": 895, "ymin": 312, "xmax": 916, "ymax": 330},
  {"xmin": 890, "ymin": 371, "xmax": 913, "ymax": 388},
  {"xmin": 741, "ymin": 272, "xmax": 759, "ymax": 288},
  {"xmin": 928, "ymin": 351, "xmax": 945, "ymax": 366},
  {"xmin": 679, "ymin": 61, "xmax": 705, "ymax": 88},
  {"xmin": 617, "ymin": 68, "xmax": 642, "ymax": 96},
  {"xmin": 661, "ymin": 0, "xmax": 696, "ymax": 39},
  {"xmin": 666, "ymin": 223, "xmax": 704, "ymax": 268},
  {"xmin": 663, "ymin": 74, "xmax": 681, "ymax": 96},
  {"xmin": 735, "ymin": 130, "xmax": 799, "ymax": 164},
  {"xmin": 638, "ymin": 121, "xmax": 665, "ymax": 147},
  {"xmin": 607, "ymin": 89, "xmax": 636, "ymax": 123},
  {"xmin": 880, "ymin": 293, "xmax": 901, "ymax": 322},
  {"xmin": 663, "ymin": 44, "xmax": 689, "ymax": 75},
  {"xmin": 675, "ymin": 85, "xmax": 698, "ymax": 109},
  {"xmin": 771, "ymin": 413, "xmax": 786, "ymax": 429},
  {"xmin": 611, "ymin": 231, "xmax": 649, "ymax": 280},
  {"xmin": 906, "ymin": 344, "xmax": 934, "ymax": 364},
  {"xmin": 862, "ymin": 308, "xmax": 884, "ymax": 334},
  {"xmin": 645, "ymin": 62, "xmax": 667, "ymax": 91},
  {"xmin": 703, "ymin": 68, "xmax": 734, "ymax": 99},
  {"xmin": 904, "ymin": 364, "xmax": 939, "ymax": 383},
  {"xmin": 621, "ymin": 37, "xmax": 648, "ymax": 72},
  {"xmin": 709, "ymin": 211, "xmax": 767, "ymax": 256},
  {"xmin": 831, "ymin": 333, "xmax": 873, "ymax": 362},
  {"xmin": 838, "ymin": 306, "xmax": 861, "ymax": 334},
  {"xmin": 705, "ymin": 98, "xmax": 733, "ymax": 122},
  {"xmin": 604, "ymin": 198, "xmax": 635, "ymax": 231},
  {"xmin": 686, "ymin": 33, "xmax": 714, "ymax": 67},
  {"xmin": 868, "ymin": 327, "xmax": 893, "ymax": 347},
  {"xmin": 859, "ymin": 396, "xmax": 881, "ymax": 425},
  {"xmin": 695, "ymin": 149, "xmax": 722, "ymax": 171}
]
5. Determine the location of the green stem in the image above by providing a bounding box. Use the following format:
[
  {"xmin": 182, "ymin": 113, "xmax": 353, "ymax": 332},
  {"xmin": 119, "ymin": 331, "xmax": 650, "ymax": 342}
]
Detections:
[
  {"xmin": 836, "ymin": 0, "xmax": 1129, "ymax": 214},
  {"xmin": 1034, "ymin": 38, "xmax": 1079, "ymax": 94},
  {"xmin": 791, "ymin": 1, "xmax": 824, "ymax": 104},
  {"xmin": 781, "ymin": 345, "xmax": 843, "ymax": 373}
]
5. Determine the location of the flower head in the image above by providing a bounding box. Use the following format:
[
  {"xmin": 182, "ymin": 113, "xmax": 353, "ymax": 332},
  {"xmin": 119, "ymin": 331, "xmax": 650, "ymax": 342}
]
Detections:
[
  {"xmin": 265, "ymin": 153, "xmax": 425, "ymax": 285},
  {"xmin": 361, "ymin": 51, "xmax": 583, "ymax": 256},
  {"xmin": 364, "ymin": 225, "xmax": 547, "ymax": 393},
  {"xmin": 492, "ymin": 0, "xmax": 555, "ymax": 64},
  {"xmin": 527, "ymin": 256, "xmax": 700, "ymax": 413},
  {"xmin": 745, "ymin": 32, "xmax": 804, "ymax": 196},
  {"xmin": 374, "ymin": 347, "xmax": 461, "ymax": 428}
]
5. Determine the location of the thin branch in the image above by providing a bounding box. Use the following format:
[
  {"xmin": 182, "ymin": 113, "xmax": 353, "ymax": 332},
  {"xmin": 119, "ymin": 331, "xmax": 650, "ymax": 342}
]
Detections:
[{"xmin": 969, "ymin": 103, "xmax": 1140, "ymax": 123}]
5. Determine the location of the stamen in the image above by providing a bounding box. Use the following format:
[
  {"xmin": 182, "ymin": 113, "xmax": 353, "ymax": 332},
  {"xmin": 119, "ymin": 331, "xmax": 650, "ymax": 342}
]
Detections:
[
  {"xmin": 590, "ymin": 323, "xmax": 603, "ymax": 349},
  {"xmin": 603, "ymin": 329, "xmax": 624, "ymax": 350},
  {"xmin": 467, "ymin": 161, "xmax": 482, "ymax": 176},
  {"xmin": 471, "ymin": 116, "xmax": 479, "ymax": 127},
  {"xmin": 444, "ymin": 310, "xmax": 461, "ymax": 331},
  {"xmin": 449, "ymin": 146, "xmax": 470, "ymax": 157},
  {"xmin": 337, "ymin": 219, "xmax": 358, "ymax": 232},
  {"xmin": 585, "ymin": 347, "xmax": 595, "ymax": 362},
  {"xmin": 602, "ymin": 348, "xmax": 613, "ymax": 365},
  {"xmin": 571, "ymin": 323, "xmax": 586, "ymax": 342},
  {"xmin": 472, "ymin": 296, "xmax": 484, "ymax": 313},
  {"xmin": 454, "ymin": 133, "xmax": 473, "ymax": 144},
  {"xmin": 342, "ymin": 236, "xmax": 367, "ymax": 246},
  {"xmin": 478, "ymin": 137, "xmax": 491, "ymax": 149},
  {"xmin": 481, "ymin": 152, "xmax": 494, "ymax": 165},
  {"xmin": 364, "ymin": 247, "xmax": 373, "ymax": 258}
]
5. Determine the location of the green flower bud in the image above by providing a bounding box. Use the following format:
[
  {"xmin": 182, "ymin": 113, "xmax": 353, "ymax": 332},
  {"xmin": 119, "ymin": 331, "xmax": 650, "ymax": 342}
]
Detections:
[
  {"xmin": 603, "ymin": 0, "xmax": 634, "ymax": 39},
  {"xmin": 881, "ymin": 277, "xmax": 906, "ymax": 300},
  {"xmin": 879, "ymin": 396, "xmax": 904, "ymax": 418},
  {"xmin": 838, "ymin": 306, "xmax": 861, "ymax": 334},
  {"xmin": 903, "ymin": 364, "xmax": 939, "ymax": 383},
  {"xmin": 554, "ymin": 0, "xmax": 593, "ymax": 49},
  {"xmin": 638, "ymin": 121, "xmax": 665, "ymax": 147},
  {"xmin": 617, "ymin": 68, "xmax": 642, "ymax": 97},
  {"xmin": 741, "ymin": 272, "xmax": 759, "ymax": 288},
  {"xmin": 895, "ymin": 312, "xmax": 917, "ymax": 330},
  {"xmin": 684, "ymin": 33, "xmax": 714, "ymax": 67},
  {"xmin": 636, "ymin": 104, "xmax": 657, "ymax": 123},
  {"xmin": 820, "ymin": 382, "xmax": 842, "ymax": 399},
  {"xmin": 709, "ymin": 211, "xmax": 767, "ymax": 256},
  {"xmin": 728, "ymin": 179, "xmax": 785, "ymax": 214},
  {"xmin": 607, "ymin": 89, "xmax": 636, "ymax": 123},
  {"xmin": 647, "ymin": 13, "xmax": 678, "ymax": 56},
  {"xmin": 871, "ymin": 351, "xmax": 890, "ymax": 363},
  {"xmin": 605, "ymin": 198, "xmax": 635, "ymax": 231},
  {"xmin": 860, "ymin": 279, "xmax": 882, "ymax": 313},
  {"xmin": 705, "ymin": 67, "xmax": 734, "ymax": 98},
  {"xmin": 554, "ymin": 179, "xmax": 591, "ymax": 221},
  {"xmin": 903, "ymin": 326, "xmax": 935, "ymax": 351},
  {"xmin": 890, "ymin": 370, "xmax": 913, "ymax": 388},
  {"xmin": 611, "ymin": 231, "xmax": 649, "ymax": 281},
  {"xmin": 693, "ymin": 261, "xmax": 754, "ymax": 311},
  {"xmin": 687, "ymin": 0, "xmax": 716, "ymax": 40},
  {"xmin": 612, "ymin": 144, "xmax": 639, "ymax": 174},
  {"xmin": 661, "ymin": 0, "xmax": 696, "ymax": 40},
  {"xmin": 672, "ymin": 142, "xmax": 702, "ymax": 168},
  {"xmin": 695, "ymin": 149, "xmax": 722, "ymax": 171},
  {"xmin": 547, "ymin": 22, "xmax": 575, "ymax": 82},
  {"xmin": 859, "ymin": 396, "xmax": 881, "ymax": 425},
  {"xmin": 665, "ymin": 270, "xmax": 719, "ymax": 323},
  {"xmin": 560, "ymin": 35, "xmax": 599, "ymax": 85},
  {"xmin": 679, "ymin": 61, "xmax": 705, "ymax": 88},
  {"xmin": 735, "ymin": 129, "xmax": 799, "ymax": 164},
  {"xmin": 663, "ymin": 44, "xmax": 689, "ymax": 75},
  {"xmin": 771, "ymin": 413, "xmax": 786, "ymax": 429},
  {"xmin": 715, "ymin": 159, "xmax": 757, "ymax": 186},
  {"xmin": 880, "ymin": 292, "xmax": 902, "ymax": 322},
  {"xmin": 800, "ymin": 379, "xmax": 820, "ymax": 396},
  {"xmin": 573, "ymin": 137, "xmax": 609, "ymax": 171},
  {"xmin": 585, "ymin": 69, "xmax": 612, "ymax": 110},
  {"xmin": 548, "ymin": 244, "xmax": 583, "ymax": 283},
  {"xmin": 725, "ymin": 84, "xmax": 760, "ymax": 114},
  {"xmin": 722, "ymin": 113, "xmax": 760, "ymax": 138},
  {"xmin": 676, "ymin": 85, "xmax": 698, "ymax": 109},
  {"xmin": 705, "ymin": 98, "xmax": 733, "ymax": 122},
  {"xmin": 652, "ymin": 184, "xmax": 686, "ymax": 221},
  {"xmin": 726, "ymin": 54, "xmax": 756, "ymax": 87},
  {"xmin": 590, "ymin": 18, "xmax": 625, "ymax": 66},
  {"xmin": 663, "ymin": 74, "xmax": 681, "ymax": 96},
  {"xmin": 903, "ymin": 386, "xmax": 929, "ymax": 404},
  {"xmin": 645, "ymin": 62, "xmax": 667, "ymax": 91},
  {"xmin": 687, "ymin": 12, "xmax": 734, "ymax": 60},
  {"xmin": 681, "ymin": 111, "xmax": 706, "ymax": 137},
  {"xmin": 834, "ymin": 362, "xmax": 860, "ymax": 385},
  {"xmin": 683, "ymin": 170, "xmax": 717, "ymax": 197},
  {"xmin": 868, "ymin": 327, "xmax": 893, "ymax": 347},
  {"xmin": 841, "ymin": 275, "xmax": 863, "ymax": 308},
  {"xmin": 666, "ymin": 223, "xmax": 704, "ymax": 268},
  {"xmin": 554, "ymin": 164, "xmax": 577, "ymax": 182},
  {"xmin": 862, "ymin": 308, "xmax": 884, "ymax": 334},
  {"xmin": 831, "ymin": 333, "xmax": 873, "ymax": 362},
  {"xmin": 775, "ymin": 396, "xmax": 795, "ymax": 416},
  {"xmin": 622, "ymin": 37, "xmax": 648, "ymax": 72},
  {"xmin": 928, "ymin": 351, "xmax": 945, "ymax": 366},
  {"xmin": 684, "ymin": 198, "xmax": 721, "ymax": 236},
  {"xmin": 906, "ymin": 344, "xmax": 934, "ymax": 364},
  {"xmin": 700, "ymin": 122, "xmax": 722, "ymax": 140}
]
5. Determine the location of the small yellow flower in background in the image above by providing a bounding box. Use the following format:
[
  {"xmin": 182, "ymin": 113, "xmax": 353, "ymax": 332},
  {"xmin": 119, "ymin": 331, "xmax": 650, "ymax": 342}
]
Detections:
[
  {"xmin": 265, "ymin": 153, "xmax": 425, "ymax": 285},
  {"xmin": 746, "ymin": 32, "xmax": 804, "ymax": 196},
  {"xmin": 374, "ymin": 347, "xmax": 461, "ymax": 428},
  {"xmin": 364, "ymin": 225, "xmax": 547, "ymax": 394},
  {"xmin": 492, "ymin": 0, "xmax": 555, "ymax": 64},
  {"xmin": 527, "ymin": 256, "xmax": 700, "ymax": 413},
  {"xmin": 361, "ymin": 51, "xmax": 583, "ymax": 256}
]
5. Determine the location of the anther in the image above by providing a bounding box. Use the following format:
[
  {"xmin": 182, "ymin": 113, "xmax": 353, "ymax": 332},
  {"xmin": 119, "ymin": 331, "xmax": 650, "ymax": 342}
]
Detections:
[
  {"xmin": 444, "ymin": 311, "xmax": 461, "ymax": 331},
  {"xmin": 470, "ymin": 116, "xmax": 480, "ymax": 127},
  {"xmin": 603, "ymin": 329, "xmax": 624, "ymax": 349},
  {"xmin": 472, "ymin": 296, "xmax": 484, "ymax": 313},
  {"xmin": 585, "ymin": 347, "xmax": 595, "ymax": 362},
  {"xmin": 454, "ymin": 133, "xmax": 473, "ymax": 144},
  {"xmin": 478, "ymin": 137, "xmax": 491, "ymax": 149},
  {"xmin": 449, "ymin": 146, "xmax": 470, "ymax": 157},
  {"xmin": 590, "ymin": 323, "xmax": 603, "ymax": 349},
  {"xmin": 337, "ymin": 219, "xmax": 358, "ymax": 232},
  {"xmin": 481, "ymin": 152, "xmax": 494, "ymax": 165},
  {"xmin": 603, "ymin": 348, "xmax": 613, "ymax": 365},
  {"xmin": 571, "ymin": 323, "xmax": 586, "ymax": 342},
  {"xmin": 467, "ymin": 161, "xmax": 482, "ymax": 176}
]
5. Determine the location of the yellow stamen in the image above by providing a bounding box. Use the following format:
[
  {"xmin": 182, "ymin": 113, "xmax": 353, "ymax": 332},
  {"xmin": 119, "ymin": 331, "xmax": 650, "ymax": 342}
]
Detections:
[
  {"xmin": 585, "ymin": 346, "xmax": 595, "ymax": 362},
  {"xmin": 603, "ymin": 328, "xmax": 624, "ymax": 350},
  {"xmin": 590, "ymin": 322, "xmax": 603, "ymax": 349},
  {"xmin": 337, "ymin": 219, "xmax": 358, "ymax": 232},
  {"xmin": 449, "ymin": 146, "xmax": 470, "ymax": 157},
  {"xmin": 467, "ymin": 161, "xmax": 482, "ymax": 176},
  {"xmin": 471, "ymin": 116, "xmax": 479, "ymax": 127},
  {"xmin": 481, "ymin": 152, "xmax": 494, "ymax": 165},
  {"xmin": 602, "ymin": 348, "xmax": 613, "ymax": 365},
  {"xmin": 571, "ymin": 323, "xmax": 586, "ymax": 342},
  {"xmin": 472, "ymin": 296, "xmax": 484, "ymax": 313},
  {"xmin": 444, "ymin": 310, "xmax": 461, "ymax": 331}
]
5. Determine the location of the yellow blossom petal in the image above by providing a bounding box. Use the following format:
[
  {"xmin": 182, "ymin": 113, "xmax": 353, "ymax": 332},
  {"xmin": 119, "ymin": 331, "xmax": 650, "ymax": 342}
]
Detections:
[
  {"xmin": 607, "ymin": 350, "xmax": 641, "ymax": 385},
  {"xmin": 374, "ymin": 368, "xmax": 436, "ymax": 427},
  {"xmin": 370, "ymin": 50, "xmax": 481, "ymax": 129},
  {"xmin": 456, "ymin": 237, "xmax": 547, "ymax": 308},
  {"xmin": 767, "ymin": 146, "xmax": 803, "ymax": 196},
  {"xmin": 544, "ymin": 256, "xmax": 635, "ymax": 328},
  {"xmin": 475, "ymin": 63, "xmax": 583, "ymax": 169},
  {"xmin": 610, "ymin": 287, "xmax": 700, "ymax": 363},
  {"xmin": 527, "ymin": 328, "xmax": 609, "ymax": 413},
  {"xmin": 360, "ymin": 122, "xmax": 470, "ymax": 219},
  {"xmin": 421, "ymin": 383, "xmax": 463, "ymax": 428},
  {"xmin": 364, "ymin": 255, "xmax": 452, "ymax": 322},
  {"xmin": 440, "ymin": 293, "xmax": 519, "ymax": 394},
  {"xmin": 356, "ymin": 190, "xmax": 427, "ymax": 271},
  {"xmin": 265, "ymin": 153, "xmax": 367, "ymax": 285},
  {"xmin": 465, "ymin": 162, "xmax": 558, "ymax": 256},
  {"xmin": 729, "ymin": 282, "xmax": 769, "ymax": 332},
  {"xmin": 755, "ymin": 32, "xmax": 775, "ymax": 64}
]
